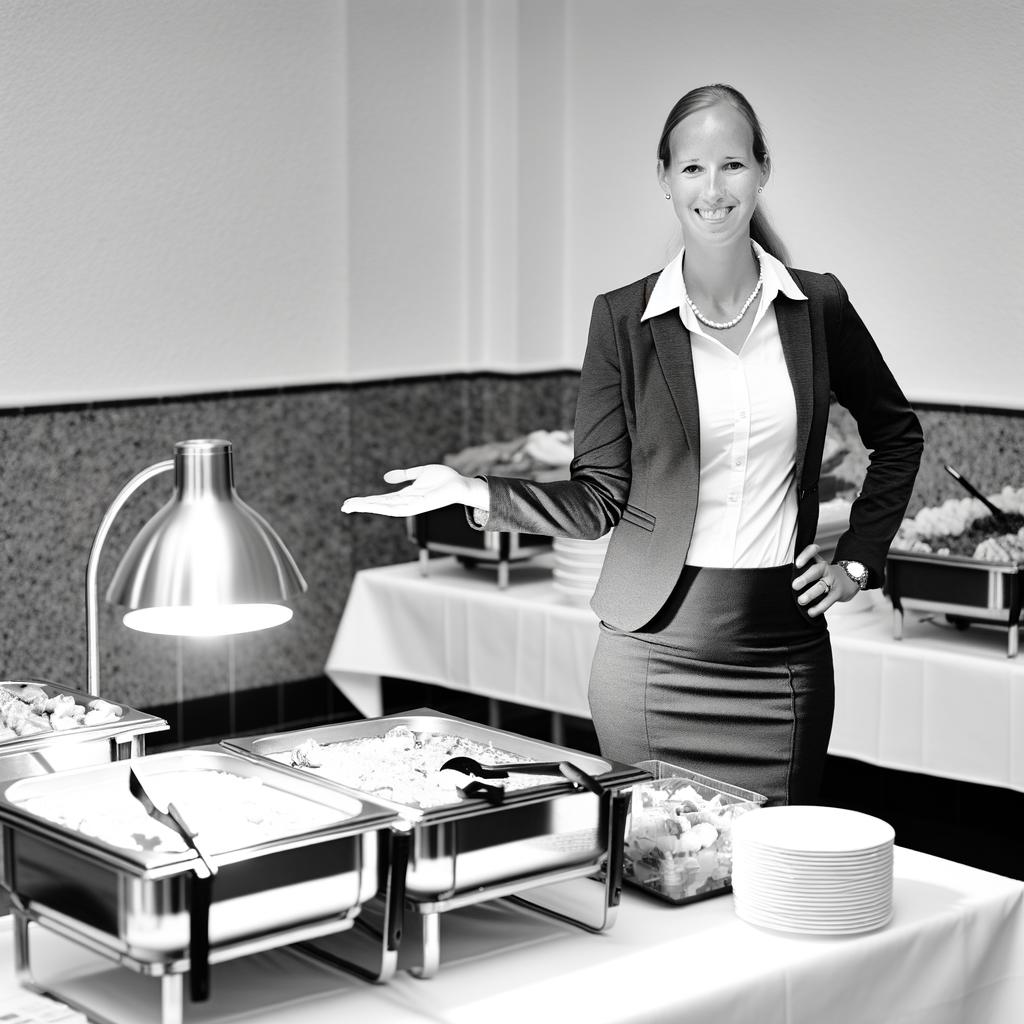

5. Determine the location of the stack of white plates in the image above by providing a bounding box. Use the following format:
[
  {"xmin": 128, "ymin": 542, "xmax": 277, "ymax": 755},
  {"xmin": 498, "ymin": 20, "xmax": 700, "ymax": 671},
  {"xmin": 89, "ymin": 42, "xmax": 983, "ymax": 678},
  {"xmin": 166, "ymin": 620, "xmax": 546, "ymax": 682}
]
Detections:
[
  {"xmin": 551, "ymin": 532, "xmax": 611, "ymax": 603},
  {"xmin": 731, "ymin": 805, "xmax": 895, "ymax": 936}
]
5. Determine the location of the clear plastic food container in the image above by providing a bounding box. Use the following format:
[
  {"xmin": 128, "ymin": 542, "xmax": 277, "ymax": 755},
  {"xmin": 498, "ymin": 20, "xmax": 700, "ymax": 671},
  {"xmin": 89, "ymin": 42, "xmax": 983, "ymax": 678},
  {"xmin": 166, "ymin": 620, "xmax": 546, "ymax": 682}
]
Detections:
[{"xmin": 624, "ymin": 762, "xmax": 766, "ymax": 905}]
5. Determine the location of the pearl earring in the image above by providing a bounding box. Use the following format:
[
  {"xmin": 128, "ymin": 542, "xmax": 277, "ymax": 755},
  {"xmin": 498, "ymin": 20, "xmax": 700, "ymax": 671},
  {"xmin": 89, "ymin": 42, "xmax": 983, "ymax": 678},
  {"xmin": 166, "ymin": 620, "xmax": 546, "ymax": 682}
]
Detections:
[
  {"xmin": 757, "ymin": 186, "xmax": 764, "ymax": 194},
  {"xmin": 664, "ymin": 192, "xmax": 671, "ymax": 200}
]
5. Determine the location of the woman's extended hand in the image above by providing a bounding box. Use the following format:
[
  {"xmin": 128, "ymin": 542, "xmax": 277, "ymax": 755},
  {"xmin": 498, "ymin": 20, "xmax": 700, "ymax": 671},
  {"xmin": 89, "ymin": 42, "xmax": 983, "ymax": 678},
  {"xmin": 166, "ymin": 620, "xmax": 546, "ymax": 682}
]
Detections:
[
  {"xmin": 340, "ymin": 465, "xmax": 489, "ymax": 518},
  {"xmin": 791, "ymin": 544, "xmax": 859, "ymax": 617}
]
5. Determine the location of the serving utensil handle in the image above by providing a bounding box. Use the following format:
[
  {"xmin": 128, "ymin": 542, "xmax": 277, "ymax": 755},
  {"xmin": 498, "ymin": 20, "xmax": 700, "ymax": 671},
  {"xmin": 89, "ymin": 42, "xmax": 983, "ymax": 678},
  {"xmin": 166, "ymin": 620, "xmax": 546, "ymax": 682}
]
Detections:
[
  {"xmin": 944, "ymin": 465, "xmax": 1009, "ymax": 525},
  {"xmin": 189, "ymin": 873, "xmax": 213, "ymax": 1002}
]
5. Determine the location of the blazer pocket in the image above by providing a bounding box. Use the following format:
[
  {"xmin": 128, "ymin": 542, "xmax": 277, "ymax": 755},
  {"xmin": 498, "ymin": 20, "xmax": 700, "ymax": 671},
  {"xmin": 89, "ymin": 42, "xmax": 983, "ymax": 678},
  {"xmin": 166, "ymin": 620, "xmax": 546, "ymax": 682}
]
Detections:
[{"xmin": 620, "ymin": 504, "xmax": 656, "ymax": 532}]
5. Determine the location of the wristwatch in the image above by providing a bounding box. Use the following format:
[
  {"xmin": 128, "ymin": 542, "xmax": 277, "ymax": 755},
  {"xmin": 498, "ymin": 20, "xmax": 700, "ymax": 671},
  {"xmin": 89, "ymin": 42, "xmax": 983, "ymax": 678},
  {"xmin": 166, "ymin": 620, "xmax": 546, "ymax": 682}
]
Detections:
[{"xmin": 836, "ymin": 560, "xmax": 871, "ymax": 590}]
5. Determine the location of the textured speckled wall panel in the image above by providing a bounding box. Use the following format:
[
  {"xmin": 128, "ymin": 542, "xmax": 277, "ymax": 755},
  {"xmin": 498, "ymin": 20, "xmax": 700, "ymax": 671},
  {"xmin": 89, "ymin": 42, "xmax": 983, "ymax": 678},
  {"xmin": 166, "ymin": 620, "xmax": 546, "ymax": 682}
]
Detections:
[
  {"xmin": 0, "ymin": 373, "xmax": 579, "ymax": 714},
  {"xmin": 3, "ymin": 378, "xmax": 1015, "ymax": 718},
  {"xmin": 0, "ymin": 387, "xmax": 354, "ymax": 710},
  {"xmin": 911, "ymin": 408, "xmax": 1024, "ymax": 512}
]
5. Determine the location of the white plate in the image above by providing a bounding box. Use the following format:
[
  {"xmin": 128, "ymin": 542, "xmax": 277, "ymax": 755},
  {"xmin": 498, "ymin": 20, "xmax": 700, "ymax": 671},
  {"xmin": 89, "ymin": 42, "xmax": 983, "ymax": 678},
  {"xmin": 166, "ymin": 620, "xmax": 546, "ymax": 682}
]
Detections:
[
  {"xmin": 553, "ymin": 552, "xmax": 608, "ymax": 568},
  {"xmin": 553, "ymin": 537, "xmax": 611, "ymax": 552},
  {"xmin": 557, "ymin": 573, "xmax": 602, "ymax": 589},
  {"xmin": 735, "ymin": 854, "xmax": 893, "ymax": 880},
  {"xmin": 733, "ymin": 884, "xmax": 892, "ymax": 912},
  {"xmin": 734, "ymin": 898, "xmax": 892, "ymax": 926},
  {"xmin": 733, "ymin": 876, "xmax": 892, "ymax": 899},
  {"xmin": 732, "ymin": 805, "xmax": 895, "ymax": 853},
  {"xmin": 734, "ymin": 902, "xmax": 893, "ymax": 936}
]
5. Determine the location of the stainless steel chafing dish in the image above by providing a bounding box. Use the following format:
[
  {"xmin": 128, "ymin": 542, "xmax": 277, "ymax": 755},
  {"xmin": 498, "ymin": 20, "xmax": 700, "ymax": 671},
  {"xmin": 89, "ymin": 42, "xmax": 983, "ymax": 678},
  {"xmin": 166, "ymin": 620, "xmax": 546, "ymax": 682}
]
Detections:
[
  {"xmin": 0, "ymin": 678, "xmax": 168, "ymax": 781},
  {"xmin": 885, "ymin": 551, "xmax": 1023, "ymax": 656},
  {"xmin": 225, "ymin": 710, "xmax": 649, "ymax": 980},
  {"xmin": 0, "ymin": 746, "xmax": 398, "ymax": 1024},
  {"xmin": 407, "ymin": 506, "xmax": 552, "ymax": 587}
]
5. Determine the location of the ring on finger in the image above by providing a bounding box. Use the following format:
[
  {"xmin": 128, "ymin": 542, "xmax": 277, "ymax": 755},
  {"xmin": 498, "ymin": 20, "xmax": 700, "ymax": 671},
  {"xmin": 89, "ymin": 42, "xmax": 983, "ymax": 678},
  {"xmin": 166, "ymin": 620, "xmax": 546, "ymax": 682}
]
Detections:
[{"xmin": 819, "ymin": 576, "xmax": 832, "ymax": 594}]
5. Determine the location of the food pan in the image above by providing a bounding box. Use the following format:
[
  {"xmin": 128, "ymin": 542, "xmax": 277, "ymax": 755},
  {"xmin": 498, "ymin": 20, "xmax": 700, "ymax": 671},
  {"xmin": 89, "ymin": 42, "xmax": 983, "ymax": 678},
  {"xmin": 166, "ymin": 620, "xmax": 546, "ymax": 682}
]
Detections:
[
  {"xmin": 0, "ymin": 746, "xmax": 399, "ymax": 1022},
  {"xmin": 0, "ymin": 677, "xmax": 168, "ymax": 781},
  {"xmin": 225, "ymin": 710, "xmax": 648, "ymax": 978},
  {"xmin": 885, "ymin": 551, "xmax": 1022, "ymax": 656},
  {"xmin": 227, "ymin": 710, "xmax": 644, "ymax": 899}
]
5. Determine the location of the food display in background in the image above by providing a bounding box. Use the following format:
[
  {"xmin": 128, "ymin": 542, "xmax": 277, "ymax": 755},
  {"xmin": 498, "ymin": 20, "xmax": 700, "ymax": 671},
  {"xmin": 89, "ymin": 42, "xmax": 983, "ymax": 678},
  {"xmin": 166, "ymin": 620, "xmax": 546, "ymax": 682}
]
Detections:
[
  {"xmin": 0, "ymin": 678, "xmax": 167, "ymax": 782},
  {"xmin": 891, "ymin": 486, "xmax": 1024, "ymax": 562},
  {"xmin": 624, "ymin": 762, "xmax": 766, "ymax": 905},
  {"xmin": 0, "ymin": 681, "xmax": 123, "ymax": 740},
  {"xmin": 407, "ymin": 430, "xmax": 573, "ymax": 586},
  {"xmin": 283, "ymin": 725, "xmax": 562, "ymax": 807},
  {"xmin": 442, "ymin": 429, "xmax": 574, "ymax": 481},
  {"xmin": 887, "ymin": 485, "xmax": 1024, "ymax": 657}
]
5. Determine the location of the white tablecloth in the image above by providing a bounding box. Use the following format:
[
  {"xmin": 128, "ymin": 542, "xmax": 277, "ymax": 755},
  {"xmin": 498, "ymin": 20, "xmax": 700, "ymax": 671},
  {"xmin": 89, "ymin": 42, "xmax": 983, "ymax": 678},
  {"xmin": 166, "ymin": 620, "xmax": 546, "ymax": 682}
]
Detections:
[
  {"xmin": 3, "ymin": 848, "xmax": 1023, "ymax": 1024},
  {"xmin": 326, "ymin": 557, "xmax": 1024, "ymax": 792}
]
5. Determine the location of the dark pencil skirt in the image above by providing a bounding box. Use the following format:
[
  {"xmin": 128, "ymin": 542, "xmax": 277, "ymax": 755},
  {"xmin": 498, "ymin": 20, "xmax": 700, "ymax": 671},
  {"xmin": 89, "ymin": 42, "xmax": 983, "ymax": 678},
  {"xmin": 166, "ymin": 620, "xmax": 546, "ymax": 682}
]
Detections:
[{"xmin": 588, "ymin": 564, "xmax": 834, "ymax": 807}]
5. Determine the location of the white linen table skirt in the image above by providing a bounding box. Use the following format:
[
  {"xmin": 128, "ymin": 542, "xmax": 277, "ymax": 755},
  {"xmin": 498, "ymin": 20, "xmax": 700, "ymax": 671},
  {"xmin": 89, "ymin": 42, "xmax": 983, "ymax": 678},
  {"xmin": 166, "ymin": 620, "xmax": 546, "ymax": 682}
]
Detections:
[
  {"xmin": 3, "ymin": 848, "xmax": 1024, "ymax": 1024},
  {"xmin": 326, "ymin": 557, "xmax": 1024, "ymax": 792}
]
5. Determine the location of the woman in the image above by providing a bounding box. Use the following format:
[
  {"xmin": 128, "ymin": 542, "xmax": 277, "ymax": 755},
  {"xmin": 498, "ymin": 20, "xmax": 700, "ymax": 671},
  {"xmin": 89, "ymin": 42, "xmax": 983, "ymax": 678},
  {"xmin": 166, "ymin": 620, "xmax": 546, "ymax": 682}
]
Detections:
[{"xmin": 342, "ymin": 84, "xmax": 923, "ymax": 806}]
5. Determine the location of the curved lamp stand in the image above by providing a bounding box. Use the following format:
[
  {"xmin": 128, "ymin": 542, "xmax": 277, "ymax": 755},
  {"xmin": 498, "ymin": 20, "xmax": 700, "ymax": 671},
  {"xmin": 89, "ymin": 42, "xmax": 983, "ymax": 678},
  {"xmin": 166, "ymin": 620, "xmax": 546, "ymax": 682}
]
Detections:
[
  {"xmin": 86, "ymin": 460, "xmax": 173, "ymax": 697},
  {"xmin": 85, "ymin": 439, "xmax": 307, "ymax": 698}
]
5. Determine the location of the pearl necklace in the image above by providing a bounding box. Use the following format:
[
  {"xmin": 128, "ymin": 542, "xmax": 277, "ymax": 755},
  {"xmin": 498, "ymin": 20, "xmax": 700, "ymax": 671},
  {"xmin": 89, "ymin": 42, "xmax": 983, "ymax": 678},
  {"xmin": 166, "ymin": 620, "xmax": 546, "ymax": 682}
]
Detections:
[{"xmin": 684, "ymin": 252, "xmax": 764, "ymax": 330}]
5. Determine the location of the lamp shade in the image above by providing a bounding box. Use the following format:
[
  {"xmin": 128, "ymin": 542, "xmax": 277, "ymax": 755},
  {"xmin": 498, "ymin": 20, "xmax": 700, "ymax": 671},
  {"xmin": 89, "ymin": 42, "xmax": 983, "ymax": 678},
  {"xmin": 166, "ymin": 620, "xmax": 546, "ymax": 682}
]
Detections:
[{"xmin": 105, "ymin": 439, "xmax": 307, "ymax": 636}]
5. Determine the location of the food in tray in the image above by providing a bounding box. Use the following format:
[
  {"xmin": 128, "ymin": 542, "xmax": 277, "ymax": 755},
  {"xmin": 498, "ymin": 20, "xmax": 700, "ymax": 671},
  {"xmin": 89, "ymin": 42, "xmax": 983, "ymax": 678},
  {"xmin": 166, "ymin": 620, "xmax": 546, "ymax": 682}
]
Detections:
[
  {"xmin": 0, "ymin": 682, "xmax": 123, "ymax": 739},
  {"xmin": 892, "ymin": 486, "xmax": 1024, "ymax": 562},
  {"xmin": 278, "ymin": 725, "xmax": 559, "ymax": 808},
  {"xmin": 16, "ymin": 769, "xmax": 345, "ymax": 854},
  {"xmin": 624, "ymin": 774, "xmax": 761, "ymax": 902}
]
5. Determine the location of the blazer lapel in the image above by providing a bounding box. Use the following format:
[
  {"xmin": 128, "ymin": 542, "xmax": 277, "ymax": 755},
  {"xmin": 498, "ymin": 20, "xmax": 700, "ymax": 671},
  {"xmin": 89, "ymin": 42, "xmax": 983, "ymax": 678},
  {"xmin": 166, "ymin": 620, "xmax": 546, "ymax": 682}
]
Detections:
[
  {"xmin": 775, "ymin": 295, "xmax": 815, "ymax": 489},
  {"xmin": 648, "ymin": 310, "xmax": 700, "ymax": 455}
]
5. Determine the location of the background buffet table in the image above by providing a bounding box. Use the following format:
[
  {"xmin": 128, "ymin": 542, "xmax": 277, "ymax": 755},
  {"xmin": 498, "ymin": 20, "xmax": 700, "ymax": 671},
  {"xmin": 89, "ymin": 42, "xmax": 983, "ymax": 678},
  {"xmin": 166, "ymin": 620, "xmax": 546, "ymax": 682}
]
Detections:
[
  {"xmin": 327, "ymin": 557, "xmax": 1024, "ymax": 793},
  {"xmin": 3, "ymin": 847, "xmax": 1023, "ymax": 1024}
]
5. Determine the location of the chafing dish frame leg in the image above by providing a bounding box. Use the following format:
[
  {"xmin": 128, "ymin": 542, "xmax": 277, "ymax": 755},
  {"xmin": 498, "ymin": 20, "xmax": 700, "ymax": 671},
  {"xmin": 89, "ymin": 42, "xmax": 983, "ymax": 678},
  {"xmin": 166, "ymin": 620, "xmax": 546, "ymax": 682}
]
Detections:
[
  {"xmin": 162, "ymin": 974, "xmax": 185, "ymax": 1024},
  {"xmin": 409, "ymin": 912, "xmax": 440, "ymax": 979},
  {"xmin": 113, "ymin": 733, "xmax": 149, "ymax": 760},
  {"xmin": 296, "ymin": 827, "xmax": 410, "ymax": 985},
  {"xmin": 9, "ymin": 892, "xmax": 367, "ymax": 1023},
  {"xmin": 401, "ymin": 790, "xmax": 634, "ymax": 977},
  {"xmin": 507, "ymin": 789, "xmax": 632, "ymax": 933},
  {"xmin": 11, "ymin": 902, "xmax": 188, "ymax": 1024}
]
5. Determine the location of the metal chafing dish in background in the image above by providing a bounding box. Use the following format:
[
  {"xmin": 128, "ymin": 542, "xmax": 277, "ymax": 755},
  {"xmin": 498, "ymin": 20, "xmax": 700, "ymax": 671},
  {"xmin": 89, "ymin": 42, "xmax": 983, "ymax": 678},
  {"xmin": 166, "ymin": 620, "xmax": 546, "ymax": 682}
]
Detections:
[
  {"xmin": 0, "ymin": 746, "xmax": 399, "ymax": 1024},
  {"xmin": 407, "ymin": 506, "xmax": 552, "ymax": 588},
  {"xmin": 225, "ymin": 710, "xmax": 649, "ymax": 980},
  {"xmin": 885, "ymin": 551, "xmax": 1023, "ymax": 657},
  {"xmin": 0, "ymin": 678, "xmax": 168, "ymax": 782}
]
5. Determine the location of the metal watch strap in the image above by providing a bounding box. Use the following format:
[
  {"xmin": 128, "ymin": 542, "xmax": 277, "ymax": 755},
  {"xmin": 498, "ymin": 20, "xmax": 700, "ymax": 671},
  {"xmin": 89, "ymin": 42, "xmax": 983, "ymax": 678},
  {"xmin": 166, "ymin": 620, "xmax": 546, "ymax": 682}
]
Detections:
[{"xmin": 837, "ymin": 560, "xmax": 870, "ymax": 590}]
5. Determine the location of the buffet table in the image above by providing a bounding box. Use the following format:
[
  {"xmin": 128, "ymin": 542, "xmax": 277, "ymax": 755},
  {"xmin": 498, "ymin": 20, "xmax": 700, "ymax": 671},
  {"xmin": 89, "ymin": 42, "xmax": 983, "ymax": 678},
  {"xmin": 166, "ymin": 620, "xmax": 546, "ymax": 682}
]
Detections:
[
  {"xmin": 2, "ymin": 847, "xmax": 1022, "ymax": 1023},
  {"xmin": 326, "ymin": 557, "xmax": 1024, "ymax": 793}
]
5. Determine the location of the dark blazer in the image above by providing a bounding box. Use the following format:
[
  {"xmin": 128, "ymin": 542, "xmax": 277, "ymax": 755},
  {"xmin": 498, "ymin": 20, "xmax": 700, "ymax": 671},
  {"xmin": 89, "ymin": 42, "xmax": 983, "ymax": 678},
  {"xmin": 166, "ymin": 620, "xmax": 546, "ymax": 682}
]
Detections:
[{"xmin": 482, "ymin": 268, "xmax": 924, "ymax": 632}]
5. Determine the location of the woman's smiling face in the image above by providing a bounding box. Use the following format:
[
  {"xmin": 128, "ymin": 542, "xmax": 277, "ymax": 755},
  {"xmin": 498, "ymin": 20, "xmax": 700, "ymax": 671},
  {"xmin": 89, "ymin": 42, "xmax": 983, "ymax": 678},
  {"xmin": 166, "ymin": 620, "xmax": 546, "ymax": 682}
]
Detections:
[{"xmin": 658, "ymin": 100, "xmax": 769, "ymax": 250}]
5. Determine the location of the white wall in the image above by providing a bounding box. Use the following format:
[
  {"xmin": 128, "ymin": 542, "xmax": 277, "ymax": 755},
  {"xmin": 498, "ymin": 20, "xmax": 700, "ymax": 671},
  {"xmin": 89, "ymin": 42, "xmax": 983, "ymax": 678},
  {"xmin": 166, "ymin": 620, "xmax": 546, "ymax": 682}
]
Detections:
[{"xmin": 1, "ymin": 0, "xmax": 1021, "ymax": 408}]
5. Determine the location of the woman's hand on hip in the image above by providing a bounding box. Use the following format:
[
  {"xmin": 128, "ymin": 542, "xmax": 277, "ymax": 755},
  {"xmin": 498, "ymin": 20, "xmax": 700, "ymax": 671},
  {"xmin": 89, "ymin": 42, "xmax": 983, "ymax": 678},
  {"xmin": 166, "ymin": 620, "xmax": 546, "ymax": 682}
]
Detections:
[
  {"xmin": 792, "ymin": 544, "xmax": 859, "ymax": 616},
  {"xmin": 340, "ymin": 465, "xmax": 489, "ymax": 518}
]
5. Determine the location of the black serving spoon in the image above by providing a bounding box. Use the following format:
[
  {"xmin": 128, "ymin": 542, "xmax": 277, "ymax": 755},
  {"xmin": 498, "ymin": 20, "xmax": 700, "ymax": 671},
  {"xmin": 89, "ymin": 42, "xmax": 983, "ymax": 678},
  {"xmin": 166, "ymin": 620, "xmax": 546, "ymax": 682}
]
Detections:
[
  {"xmin": 441, "ymin": 756, "xmax": 604, "ymax": 796},
  {"xmin": 440, "ymin": 756, "xmax": 566, "ymax": 778},
  {"xmin": 129, "ymin": 766, "xmax": 217, "ymax": 1002}
]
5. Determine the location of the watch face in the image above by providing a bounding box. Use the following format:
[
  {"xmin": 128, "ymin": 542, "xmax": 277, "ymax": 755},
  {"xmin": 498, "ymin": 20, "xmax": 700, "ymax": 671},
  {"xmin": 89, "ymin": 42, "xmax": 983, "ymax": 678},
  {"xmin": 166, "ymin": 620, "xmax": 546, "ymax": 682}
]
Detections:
[{"xmin": 841, "ymin": 560, "xmax": 869, "ymax": 588}]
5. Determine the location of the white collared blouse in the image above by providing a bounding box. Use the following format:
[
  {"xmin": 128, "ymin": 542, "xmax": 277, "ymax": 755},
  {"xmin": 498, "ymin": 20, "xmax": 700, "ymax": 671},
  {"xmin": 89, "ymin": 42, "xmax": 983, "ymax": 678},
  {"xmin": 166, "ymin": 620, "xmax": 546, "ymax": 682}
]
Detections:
[{"xmin": 641, "ymin": 242, "xmax": 809, "ymax": 568}]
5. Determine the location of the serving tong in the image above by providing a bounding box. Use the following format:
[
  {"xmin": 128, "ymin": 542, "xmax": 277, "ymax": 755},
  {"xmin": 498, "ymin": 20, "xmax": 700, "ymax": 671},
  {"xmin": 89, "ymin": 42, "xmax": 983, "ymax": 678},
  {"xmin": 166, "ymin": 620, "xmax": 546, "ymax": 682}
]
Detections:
[
  {"xmin": 441, "ymin": 755, "xmax": 604, "ymax": 803},
  {"xmin": 128, "ymin": 766, "xmax": 217, "ymax": 1002},
  {"xmin": 944, "ymin": 465, "xmax": 1011, "ymax": 529}
]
